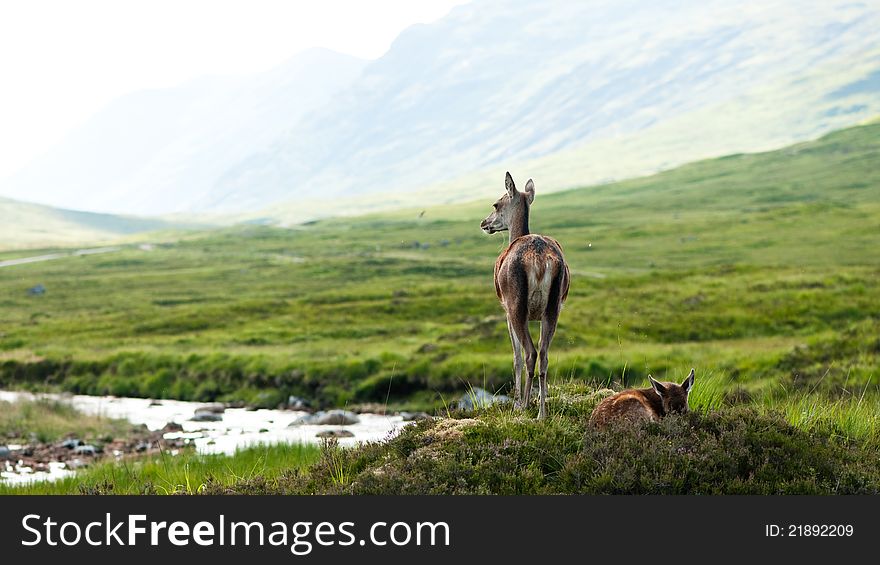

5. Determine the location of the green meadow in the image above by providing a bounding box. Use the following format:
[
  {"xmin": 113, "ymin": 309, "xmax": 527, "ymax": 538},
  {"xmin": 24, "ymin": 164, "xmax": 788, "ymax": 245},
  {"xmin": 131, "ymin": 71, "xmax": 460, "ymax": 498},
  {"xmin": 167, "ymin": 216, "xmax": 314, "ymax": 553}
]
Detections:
[{"xmin": 1, "ymin": 120, "xmax": 879, "ymax": 493}]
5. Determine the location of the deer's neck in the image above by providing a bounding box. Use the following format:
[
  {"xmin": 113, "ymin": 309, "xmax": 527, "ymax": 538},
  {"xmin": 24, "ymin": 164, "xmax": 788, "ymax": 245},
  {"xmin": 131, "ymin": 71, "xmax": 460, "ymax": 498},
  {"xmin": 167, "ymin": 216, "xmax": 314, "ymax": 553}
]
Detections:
[{"xmin": 509, "ymin": 205, "xmax": 530, "ymax": 244}]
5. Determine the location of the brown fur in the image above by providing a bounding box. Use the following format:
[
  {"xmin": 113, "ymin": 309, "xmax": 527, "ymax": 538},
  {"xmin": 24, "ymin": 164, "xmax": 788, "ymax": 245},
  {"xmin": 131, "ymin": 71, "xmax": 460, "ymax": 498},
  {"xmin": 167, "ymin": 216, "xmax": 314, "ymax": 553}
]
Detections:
[
  {"xmin": 590, "ymin": 369, "xmax": 696, "ymax": 428},
  {"xmin": 481, "ymin": 173, "xmax": 570, "ymax": 419},
  {"xmin": 494, "ymin": 235, "xmax": 569, "ymax": 318}
]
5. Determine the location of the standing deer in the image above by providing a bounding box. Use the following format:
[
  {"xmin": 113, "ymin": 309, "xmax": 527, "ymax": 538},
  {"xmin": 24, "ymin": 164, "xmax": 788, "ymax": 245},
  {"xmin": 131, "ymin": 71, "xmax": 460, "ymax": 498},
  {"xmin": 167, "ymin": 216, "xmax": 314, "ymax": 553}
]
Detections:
[{"xmin": 480, "ymin": 172, "xmax": 570, "ymax": 419}]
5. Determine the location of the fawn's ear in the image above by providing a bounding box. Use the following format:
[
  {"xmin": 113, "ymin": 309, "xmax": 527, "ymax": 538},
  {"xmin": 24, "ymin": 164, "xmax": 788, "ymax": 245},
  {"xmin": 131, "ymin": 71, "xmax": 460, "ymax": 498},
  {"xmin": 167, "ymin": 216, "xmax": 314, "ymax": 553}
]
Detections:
[
  {"xmin": 524, "ymin": 179, "xmax": 535, "ymax": 204},
  {"xmin": 505, "ymin": 171, "xmax": 517, "ymax": 197},
  {"xmin": 649, "ymin": 375, "xmax": 667, "ymax": 396},
  {"xmin": 681, "ymin": 368, "xmax": 695, "ymax": 393}
]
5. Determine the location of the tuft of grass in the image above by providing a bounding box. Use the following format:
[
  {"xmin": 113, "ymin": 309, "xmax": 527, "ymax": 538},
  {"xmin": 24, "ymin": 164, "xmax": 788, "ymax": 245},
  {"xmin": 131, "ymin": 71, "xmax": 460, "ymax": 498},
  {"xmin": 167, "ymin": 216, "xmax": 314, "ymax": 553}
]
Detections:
[
  {"xmin": 765, "ymin": 391, "xmax": 880, "ymax": 443},
  {"xmin": 320, "ymin": 439, "xmax": 350, "ymax": 487},
  {"xmin": 682, "ymin": 369, "xmax": 728, "ymax": 411}
]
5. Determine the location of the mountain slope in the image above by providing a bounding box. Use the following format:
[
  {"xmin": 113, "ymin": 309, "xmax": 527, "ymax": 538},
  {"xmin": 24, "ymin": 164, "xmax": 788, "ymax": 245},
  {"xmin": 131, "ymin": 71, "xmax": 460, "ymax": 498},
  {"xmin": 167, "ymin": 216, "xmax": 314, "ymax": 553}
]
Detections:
[
  {"xmin": 1, "ymin": 48, "xmax": 366, "ymax": 215},
  {"xmin": 2, "ymin": 0, "xmax": 880, "ymax": 219},
  {"xmin": 221, "ymin": 0, "xmax": 880, "ymax": 220},
  {"xmin": 0, "ymin": 196, "xmax": 178, "ymax": 249}
]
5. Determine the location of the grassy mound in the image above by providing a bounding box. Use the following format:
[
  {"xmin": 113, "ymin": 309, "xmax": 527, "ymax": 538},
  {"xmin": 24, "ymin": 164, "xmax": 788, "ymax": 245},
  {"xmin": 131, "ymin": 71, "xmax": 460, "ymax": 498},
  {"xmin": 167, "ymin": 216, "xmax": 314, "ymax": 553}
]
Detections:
[{"xmin": 206, "ymin": 384, "xmax": 880, "ymax": 495}]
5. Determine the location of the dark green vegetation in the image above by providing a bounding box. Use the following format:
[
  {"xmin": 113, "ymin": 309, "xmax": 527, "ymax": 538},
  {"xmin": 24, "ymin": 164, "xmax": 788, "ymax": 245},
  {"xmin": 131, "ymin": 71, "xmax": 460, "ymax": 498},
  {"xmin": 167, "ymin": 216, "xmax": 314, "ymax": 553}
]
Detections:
[
  {"xmin": 0, "ymin": 120, "xmax": 878, "ymax": 494},
  {"xmin": 1, "ymin": 442, "xmax": 320, "ymax": 495},
  {"xmin": 207, "ymin": 384, "xmax": 880, "ymax": 495}
]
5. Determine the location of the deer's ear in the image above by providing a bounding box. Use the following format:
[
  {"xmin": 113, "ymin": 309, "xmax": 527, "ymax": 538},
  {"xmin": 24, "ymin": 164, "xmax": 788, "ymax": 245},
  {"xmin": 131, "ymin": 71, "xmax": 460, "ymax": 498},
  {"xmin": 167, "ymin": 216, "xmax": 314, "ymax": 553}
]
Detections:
[
  {"xmin": 649, "ymin": 375, "xmax": 667, "ymax": 396},
  {"xmin": 524, "ymin": 179, "xmax": 535, "ymax": 204},
  {"xmin": 505, "ymin": 171, "xmax": 517, "ymax": 197},
  {"xmin": 681, "ymin": 368, "xmax": 695, "ymax": 393}
]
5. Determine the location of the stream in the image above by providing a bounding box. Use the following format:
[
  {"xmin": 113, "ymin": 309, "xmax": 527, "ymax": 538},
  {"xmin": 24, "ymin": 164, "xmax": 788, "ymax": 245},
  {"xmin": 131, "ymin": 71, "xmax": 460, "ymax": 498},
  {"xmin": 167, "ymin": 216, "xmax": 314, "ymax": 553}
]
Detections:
[{"xmin": 0, "ymin": 390, "xmax": 408, "ymax": 486}]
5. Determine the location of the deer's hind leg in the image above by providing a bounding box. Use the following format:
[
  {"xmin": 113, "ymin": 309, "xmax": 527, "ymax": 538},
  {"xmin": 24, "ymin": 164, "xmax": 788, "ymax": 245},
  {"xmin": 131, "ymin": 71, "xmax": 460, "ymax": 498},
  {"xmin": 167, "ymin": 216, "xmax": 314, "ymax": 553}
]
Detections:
[
  {"xmin": 536, "ymin": 315, "xmax": 557, "ymax": 420},
  {"xmin": 536, "ymin": 274, "xmax": 564, "ymax": 420}
]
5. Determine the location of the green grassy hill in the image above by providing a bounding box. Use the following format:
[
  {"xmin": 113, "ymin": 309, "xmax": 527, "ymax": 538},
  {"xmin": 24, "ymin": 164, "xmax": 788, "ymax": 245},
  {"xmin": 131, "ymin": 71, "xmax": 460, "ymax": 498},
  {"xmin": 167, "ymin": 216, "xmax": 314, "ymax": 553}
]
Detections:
[
  {"xmin": 0, "ymin": 196, "xmax": 185, "ymax": 250},
  {"xmin": 0, "ymin": 120, "xmax": 877, "ymax": 416}
]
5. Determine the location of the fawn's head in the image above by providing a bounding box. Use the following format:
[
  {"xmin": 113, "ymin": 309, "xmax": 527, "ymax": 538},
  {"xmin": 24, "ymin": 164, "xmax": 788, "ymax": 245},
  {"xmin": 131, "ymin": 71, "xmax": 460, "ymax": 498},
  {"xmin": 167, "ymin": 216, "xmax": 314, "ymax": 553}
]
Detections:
[
  {"xmin": 648, "ymin": 368, "xmax": 696, "ymax": 415},
  {"xmin": 480, "ymin": 172, "xmax": 534, "ymax": 234}
]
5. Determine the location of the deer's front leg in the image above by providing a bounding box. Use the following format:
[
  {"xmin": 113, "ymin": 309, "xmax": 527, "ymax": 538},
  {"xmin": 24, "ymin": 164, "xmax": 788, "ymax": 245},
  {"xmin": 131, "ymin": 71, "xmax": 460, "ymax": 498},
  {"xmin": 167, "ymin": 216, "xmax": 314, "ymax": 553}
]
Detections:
[{"xmin": 522, "ymin": 340, "xmax": 537, "ymax": 408}]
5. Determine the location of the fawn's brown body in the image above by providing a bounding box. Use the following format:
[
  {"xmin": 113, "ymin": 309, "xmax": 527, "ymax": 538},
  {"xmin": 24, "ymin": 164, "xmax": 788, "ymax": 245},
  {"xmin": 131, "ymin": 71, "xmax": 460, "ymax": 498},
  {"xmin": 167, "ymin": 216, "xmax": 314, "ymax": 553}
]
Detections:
[
  {"xmin": 481, "ymin": 172, "xmax": 570, "ymax": 419},
  {"xmin": 590, "ymin": 369, "xmax": 696, "ymax": 428}
]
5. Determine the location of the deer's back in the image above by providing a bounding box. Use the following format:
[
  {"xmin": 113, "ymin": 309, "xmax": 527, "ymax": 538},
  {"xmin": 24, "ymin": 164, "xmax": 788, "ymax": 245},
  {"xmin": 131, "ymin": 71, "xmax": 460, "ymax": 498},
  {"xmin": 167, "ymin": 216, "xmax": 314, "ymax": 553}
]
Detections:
[
  {"xmin": 494, "ymin": 235, "xmax": 569, "ymax": 319},
  {"xmin": 590, "ymin": 388, "xmax": 662, "ymax": 428}
]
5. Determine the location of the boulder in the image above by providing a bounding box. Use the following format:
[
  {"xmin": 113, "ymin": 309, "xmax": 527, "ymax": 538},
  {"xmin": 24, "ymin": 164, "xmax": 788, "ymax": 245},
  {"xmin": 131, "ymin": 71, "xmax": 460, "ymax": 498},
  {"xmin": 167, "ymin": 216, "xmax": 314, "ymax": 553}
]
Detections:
[
  {"xmin": 0, "ymin": 445, "xmax": 11, "ymax": 460},
  {"xmin": 286, "ymin": 395, "xmax": 311, "ymax": 410},
  {"xmin": 313, "ymin": 410, "xmax": 360, "ymax": 426},
  {"xmin": 73, "ymin": 445, "xmax": 97, "ymax": 456},
  {"xmin": 27, "ymin": 283, "xmax": 46, "ymax": 295},
  {"xmin": 456, "ymin": 387, "xmax": 510, "ymax": 412},
  {"xmin": 161, "ymin": 422, "xmax": 184, "ymax": 433},
  {"xmin": 288, "ymin": 410, "xmax": 360, "ymax": 426},
  {"xmin": 316, "ymin": 429, "xmax": 355, "ymax": 439},
  {"xmin": 190, "ymin": 412, "xmax": 222, "ymax": 422},
  {"xmin": 288, "ymin": 414, "xmax": 318, "ymax": 426},
  {"xmin": 195, "ymin": 403, "xmax": 226, "ymax": 415}
]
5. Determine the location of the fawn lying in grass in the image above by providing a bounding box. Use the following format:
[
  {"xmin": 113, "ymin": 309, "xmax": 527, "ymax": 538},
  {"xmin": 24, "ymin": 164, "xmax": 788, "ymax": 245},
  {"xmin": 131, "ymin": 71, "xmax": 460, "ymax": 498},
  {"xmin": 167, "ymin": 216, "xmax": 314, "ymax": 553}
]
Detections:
[{"xmin": 590, "ymin": 369, "xmax": 696, "ymax": 428}]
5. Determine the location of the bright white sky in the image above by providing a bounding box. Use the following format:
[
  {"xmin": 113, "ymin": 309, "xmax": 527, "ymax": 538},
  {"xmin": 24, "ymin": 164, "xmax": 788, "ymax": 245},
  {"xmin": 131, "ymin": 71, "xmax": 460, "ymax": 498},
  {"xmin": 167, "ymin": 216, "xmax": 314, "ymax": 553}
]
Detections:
[{"xmin": 0, "ymin": 0, "xmax": 468, "ymax": 180}]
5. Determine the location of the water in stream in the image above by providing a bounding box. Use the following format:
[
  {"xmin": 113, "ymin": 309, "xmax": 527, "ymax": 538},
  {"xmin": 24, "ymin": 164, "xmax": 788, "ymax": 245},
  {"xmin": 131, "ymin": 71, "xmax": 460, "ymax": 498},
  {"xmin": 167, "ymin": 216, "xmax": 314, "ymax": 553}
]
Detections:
[{"xmin": 0, "ymin": 390, "xmax": 407, "ymax": 486}]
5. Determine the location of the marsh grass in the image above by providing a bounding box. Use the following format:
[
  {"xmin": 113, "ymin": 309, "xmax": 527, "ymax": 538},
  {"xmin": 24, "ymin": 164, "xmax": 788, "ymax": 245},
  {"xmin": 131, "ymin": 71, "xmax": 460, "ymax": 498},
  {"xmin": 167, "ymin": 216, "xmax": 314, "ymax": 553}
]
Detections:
[
  {"xmin": 0, "ymin": 398, "xmax": 135, "ymax": 444},
  {"xmin": 678, "ymin": 369, "xmax": 728, "ymax": 411},
  {"xmin": 765, "ymin": 389, "xmax": 880, "ymax": 443},
  {"xmin": 1, "ymin": 442, "xmax": 321, "ymax": 495}
]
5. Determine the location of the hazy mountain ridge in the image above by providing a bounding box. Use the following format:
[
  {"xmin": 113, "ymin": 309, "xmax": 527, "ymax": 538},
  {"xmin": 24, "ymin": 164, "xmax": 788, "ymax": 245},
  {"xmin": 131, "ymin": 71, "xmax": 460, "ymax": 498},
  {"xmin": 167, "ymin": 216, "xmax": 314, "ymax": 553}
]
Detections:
[
  {"xmin": 201, "ymin": 0, "xmax": 880, "ymax": 215},
  {"xmin": 2, "ymin": 0, "xmax": 880, "ymax": 220},
  {"xmin": 2, "ymin": 48, "xmax": 367, "ymax": 214},
  {"xmin": 0, "ymin": 196, "xmax": 181, "ymax": 249}
]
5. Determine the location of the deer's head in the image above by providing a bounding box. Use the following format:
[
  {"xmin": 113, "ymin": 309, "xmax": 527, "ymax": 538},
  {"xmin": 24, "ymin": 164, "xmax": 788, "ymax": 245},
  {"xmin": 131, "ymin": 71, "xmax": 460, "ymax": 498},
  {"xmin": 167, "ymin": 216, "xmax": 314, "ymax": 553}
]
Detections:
[
  {"xmin": 480, "ymin": 172, "xmax": 534, "ymax": 234},
  {"xmin": 648, "ymin": 368, "xmax": 696, "ymax": 415}
]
